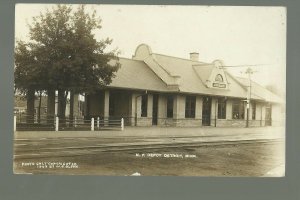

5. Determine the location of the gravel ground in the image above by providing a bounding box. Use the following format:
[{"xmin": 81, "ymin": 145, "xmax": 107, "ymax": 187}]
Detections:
[{"xmin": 14, "ymin": 139, "xmax": 284, "ymax": 177}]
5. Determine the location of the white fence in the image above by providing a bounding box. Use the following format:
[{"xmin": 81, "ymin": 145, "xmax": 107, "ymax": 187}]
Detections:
[{"xmin": 14, "ymin": 115, "xmax": 124, "ymax": 132}]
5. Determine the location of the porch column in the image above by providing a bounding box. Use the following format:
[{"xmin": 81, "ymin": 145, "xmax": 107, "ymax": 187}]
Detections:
[
  {"xmin": 195, "ymin": 96, "xmax": 203, "ymax": 120},
  {"xmin": 104, "ymin": 90, "xmax": 110, "ymax": 120},
  {"xmin": 73, "ymin": 94, "xmax": 79, "ymax": 117},
  {"xmin": 129, "ymin": 93, "xmax": 136, "ymax": 126},
  {"xmin": 157, "ymin": 95, "xmax": 167, "ymax": 125},
  {"xmin": 173, "ymin": 95, "xmax": 185, "ymax": 126},
  {"xmin": 244, "ymin": 101, "xmax": 248, "ymax": 122},
  {"xmin": 147, "ymin": 94, "xmax": 153, "ymax": 118},
  {"xmin": 47, "ymin": 89, "xmax": 55, "ymax": 123},
  {"xmin": 211, "ymin": 98, "xmax": 217, "ymax": 126},
  {"xmin": 261, "ymin": 104, "xmax": 266, "ymax": 126}
]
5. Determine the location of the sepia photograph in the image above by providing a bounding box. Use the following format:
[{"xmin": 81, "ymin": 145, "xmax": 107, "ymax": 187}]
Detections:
[{"xmin": 13, "ymin": 4, "xmax": 286, "ymax": 176}]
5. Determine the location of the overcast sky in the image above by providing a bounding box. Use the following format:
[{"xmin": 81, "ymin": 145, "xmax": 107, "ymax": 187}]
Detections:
[{"xmin": 15, "ymin": 4, "xmax": 286, "ymax": 93}]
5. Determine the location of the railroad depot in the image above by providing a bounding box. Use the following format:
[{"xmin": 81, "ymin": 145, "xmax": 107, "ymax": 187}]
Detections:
[{"xmin": 84, "ymin": 44, "xmax": 284, "ymax": 127}]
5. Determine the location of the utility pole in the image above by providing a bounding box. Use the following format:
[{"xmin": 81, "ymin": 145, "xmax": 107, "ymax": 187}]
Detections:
[{"xmin": 245, "ymin": 67, "xmax": 254, "ymax": 128}]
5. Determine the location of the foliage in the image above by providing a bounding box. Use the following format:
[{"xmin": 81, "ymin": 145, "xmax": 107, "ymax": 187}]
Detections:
[{"xmin": 15, "ymin": 4, "xmax": 120, "ymax": 94}]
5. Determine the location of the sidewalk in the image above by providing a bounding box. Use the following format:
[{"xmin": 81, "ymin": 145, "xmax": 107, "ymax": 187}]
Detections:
[{"xmin": 15, "ymin": 126, "xmax": 285, "ymax": 141}]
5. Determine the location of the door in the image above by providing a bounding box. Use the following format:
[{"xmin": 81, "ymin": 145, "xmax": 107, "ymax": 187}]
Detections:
[
  {"xmin": 152, "ymin": 94, "xmax": 158, "ymax": 125},
  {"xmin": 202, "ymin": 96, "xmax": 212, "ymax": 126},
  {"xmin": 265, "ymin": 105, "xmax": 272, "ymax": 126}
]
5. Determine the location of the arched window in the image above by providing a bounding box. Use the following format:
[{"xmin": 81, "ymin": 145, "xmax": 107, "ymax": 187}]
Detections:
[{"xmin": 215, "ymin": 74, "xmax": 223, "ymax": 82}]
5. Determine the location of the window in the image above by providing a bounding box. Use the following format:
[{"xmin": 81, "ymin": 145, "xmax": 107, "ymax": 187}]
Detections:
[
  {"xmin": 167, "ymin": 95, "xmax": 173, "ymax": 118},
  {"xmin": 185, "ymin": 96, "xmax": 196, "ymax": 118},
  {"xmin": 252, "ymin": 102, "xmax": 256, "ymax": 120},
  {"xmin": 232, "ymin": 100, "xmax": 245, "ymax": 119},
  {"xmin": 141, "ymin": 95, "xmax": 148, "ymax": 117},
  {"xmin": 215, "ymin": 74, "xmax": 223, "ymax": 82},
  {"xmin": 217, "ymin": 97, "xmax": 226, "ymax": 119}
]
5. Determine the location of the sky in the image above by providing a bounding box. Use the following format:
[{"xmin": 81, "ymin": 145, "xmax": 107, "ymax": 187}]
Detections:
[{"xmin": 15, "ymin": 4, "xmax": 286, "ymax": 94}]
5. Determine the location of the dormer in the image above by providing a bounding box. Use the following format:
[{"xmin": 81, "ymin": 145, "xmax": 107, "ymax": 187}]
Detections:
[
  {"xmin": 132, "ymin": 44, "xmax": 152, "ymax": 60},
  {"xmin": 205, "ymin": 60, "xmax": 229, "ymax": 89}
]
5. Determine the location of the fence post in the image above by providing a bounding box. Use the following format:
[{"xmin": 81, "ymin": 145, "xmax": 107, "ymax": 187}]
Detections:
[
  {"xmin": 14, "ymin": 115, "xmax": 16, "ymax": 132},
  {"xmin": 91, "ymin": 118, "xmax": 94, "ymax": 131},
  {"xmin": 55, "ymin": 117, "xmax": 59, "ymax": 131},
  {"xmin": 121, "ymin": 118, "xmax": 124, "ymax": 131},
  {"xmin": 97, "ymin": 117, "xmax": 100, "ymax": 129},
  {"xmin": 74, "ymin": 116, "xmax": 77, "ymax": 128}
]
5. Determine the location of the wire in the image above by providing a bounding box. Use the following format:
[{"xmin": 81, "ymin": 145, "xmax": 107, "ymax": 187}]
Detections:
[{"xmin": 221, "ymin": 64, "xmax": 270, "ymax": 68}]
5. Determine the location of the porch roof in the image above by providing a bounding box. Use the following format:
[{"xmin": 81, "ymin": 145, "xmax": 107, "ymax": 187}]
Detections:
[{"xmin": 235, "ymin": 77, "xmax": 284, "ymax": 103}]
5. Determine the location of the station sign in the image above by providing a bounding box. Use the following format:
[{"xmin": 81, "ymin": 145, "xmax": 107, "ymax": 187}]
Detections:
[{"xmin": 212, "ymin": 83, "xmax": 226, "ymax": 88}]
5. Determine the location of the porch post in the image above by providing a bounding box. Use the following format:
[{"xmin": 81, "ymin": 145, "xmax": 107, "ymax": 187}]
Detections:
[
  {"xmin": 104, "ymin": 90, "xmax": 110, "ymax": 125},
  {"xmin": 173, "ymin": 95, "xmax": 185, "ymax": 126},
  {"xmin": 195, "ymin": 96, "xmax": 203, "ymax": 122},
  {"xmin": 147, "ymin": 94, "xmax": 153, "ymax": 118},
  {"xmin": 261, "ymin": 104, "xmax": 266, "ymax": 126},
  {"xmin": 47, "ymin": 89, "xmax": 55, "ymax": 123},
  {"xmin": 135, "ymin": 93, "xmax": 142, "ymax": 126},
  {"xmin": 157, "ymin": 94, "xmax": 167, "ymax": 126},
  {"xmin": 129, "ymin": 93, "xmax": 136, "ymax": 126},
  {"xmin": 210, "ymin": 98, "xmax": 217, "ymax": 126}
]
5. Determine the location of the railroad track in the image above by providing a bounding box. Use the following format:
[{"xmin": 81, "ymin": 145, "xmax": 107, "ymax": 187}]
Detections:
[{"xmin": 14, "ymin": 138, "xmax": 283, "ymax": 159}]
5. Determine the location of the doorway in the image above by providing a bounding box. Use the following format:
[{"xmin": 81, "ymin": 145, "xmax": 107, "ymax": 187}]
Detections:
[
  {"xmin": 202, "ymin": 96, "xmax": 212, "ymax": 126},
  {"xmin": 152, "ymin": 94, "xmax": 158, "ymax": 125}
]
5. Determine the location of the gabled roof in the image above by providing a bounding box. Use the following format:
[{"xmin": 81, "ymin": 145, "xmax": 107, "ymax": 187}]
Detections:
[
  {"xmin": 192, "ymin": 64, "xmax": 214, "ymax": 85},
  {"xmin": 235, "ymin": 77, "xmax": 284, "ymax": 103},
  {"xmin": 151, "ymin": 53, "xmax": 249, "ymax": 98},
  {"xmin": 107, "ymin": 44, "xmax": 283, "ymax": 103},
  {"xmin": 109, "ymin": 58, "xmax": 169, "ymax": 92}
]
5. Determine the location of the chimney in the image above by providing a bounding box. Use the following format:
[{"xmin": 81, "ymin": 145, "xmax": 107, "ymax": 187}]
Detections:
[{"xmin": 189, "ymin": 52, "xmax": 199, "ymax": 61}]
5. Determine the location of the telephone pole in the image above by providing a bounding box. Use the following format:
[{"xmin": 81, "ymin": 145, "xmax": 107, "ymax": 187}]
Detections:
[{"xmin": 245, "ymin": 67, "xmax": 254, "ymax": 128}]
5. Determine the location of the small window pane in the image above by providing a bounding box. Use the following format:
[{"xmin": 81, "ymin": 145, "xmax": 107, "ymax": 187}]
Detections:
[
  {"xmin": 232, "ymin": 100, "xmax": 245, "ymax": 119},
  {"xmin": 185, "ymin": 96, "xmax": 196, "ymax": 118},
  {"xmin": 217, "ymin": 97, "xmax": 226, "ymax": 119},
  {"xmin": 167, "ymin": 95, "xmax": 173, "ymax": 118}
]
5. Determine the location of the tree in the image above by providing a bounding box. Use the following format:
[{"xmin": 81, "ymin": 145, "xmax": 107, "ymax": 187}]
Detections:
[
  {"xmin": 15, "ymin": 5, "xmax": 120, "ymax": 124},
  {"xmin": 14, "ymin": 41, "xmax": 48, "ymax": 123}
]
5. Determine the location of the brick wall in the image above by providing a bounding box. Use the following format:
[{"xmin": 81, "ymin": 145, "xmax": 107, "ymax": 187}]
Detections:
[
  {"xmin": 215, "ymin": 119, "xmax": 246, "ymax": 127},
  {"xmin": 136, "ymin": 117, "xmax": 152, "ymax": 126}
]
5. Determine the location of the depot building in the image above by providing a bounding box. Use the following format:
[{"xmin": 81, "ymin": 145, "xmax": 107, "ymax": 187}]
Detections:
[{"xmin": 84, "ymin": 44, "xmax": 284, "ymax": 127}]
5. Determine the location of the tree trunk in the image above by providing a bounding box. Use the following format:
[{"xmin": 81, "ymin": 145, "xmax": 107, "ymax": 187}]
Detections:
[
  {"xmin": 69, "ymin": 91, "xmax": 74, "ymax": 126},
  {"xmin": 38, "ymin": 92, "xmax": 42, "ymax": 124},
  {"xmin": 26, "ymin": 88, "xmax": 35, "ymax": 124},
  {"xmin": 47, "ymin": 89, "xmax": 55, "ymax": 124}
]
